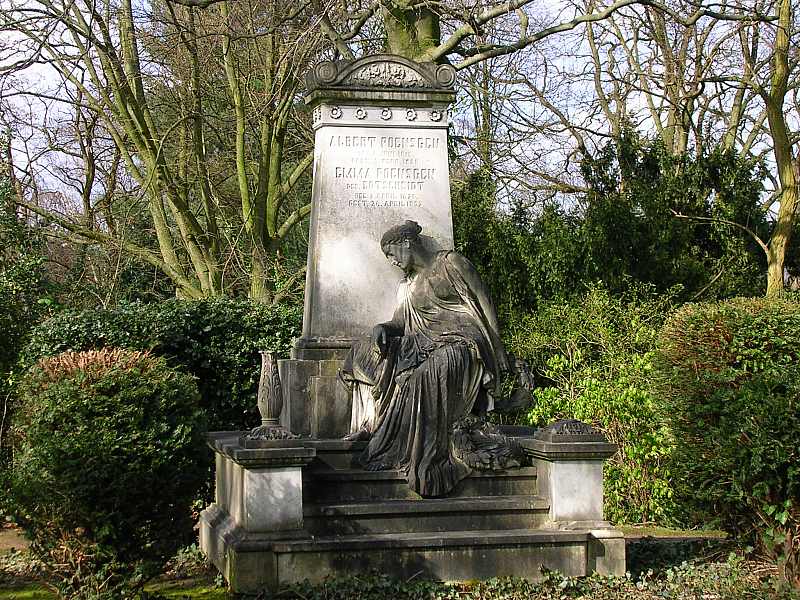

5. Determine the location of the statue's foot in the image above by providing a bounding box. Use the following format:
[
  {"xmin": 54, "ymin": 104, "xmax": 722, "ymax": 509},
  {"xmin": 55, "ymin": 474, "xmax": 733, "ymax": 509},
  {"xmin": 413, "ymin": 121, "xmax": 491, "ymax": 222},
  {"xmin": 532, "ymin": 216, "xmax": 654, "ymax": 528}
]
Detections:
[{"xmin": 342, "ymin": 428, "xmax": 371, "ymax": 442}]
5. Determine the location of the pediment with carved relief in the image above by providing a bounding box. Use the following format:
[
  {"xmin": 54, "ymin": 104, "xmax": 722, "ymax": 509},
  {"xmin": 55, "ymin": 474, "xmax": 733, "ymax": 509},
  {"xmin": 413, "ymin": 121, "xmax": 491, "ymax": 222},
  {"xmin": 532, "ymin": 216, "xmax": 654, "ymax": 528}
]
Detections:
[{"xmin": 306, "ymin": 55, "xmax": 456, "ymax": 91}]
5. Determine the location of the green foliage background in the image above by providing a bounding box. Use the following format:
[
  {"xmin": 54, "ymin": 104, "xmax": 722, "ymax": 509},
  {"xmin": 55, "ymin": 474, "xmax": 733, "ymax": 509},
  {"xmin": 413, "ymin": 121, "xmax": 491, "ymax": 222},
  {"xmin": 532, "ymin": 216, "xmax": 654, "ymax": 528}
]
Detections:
[
  {"xmin": 0, "ymin": 176, "xmax": 57, "ymax": 471},
  {"xmin": 21, "ymin": 299, "xmax": 301, "ymax": 432},
  {"xmin": 506, "ymin": 285, "xmax": 679, "ymax": 525},
  {"xmin": 452, "ymin": 134, "xmax": 768, "ymax": 325}
]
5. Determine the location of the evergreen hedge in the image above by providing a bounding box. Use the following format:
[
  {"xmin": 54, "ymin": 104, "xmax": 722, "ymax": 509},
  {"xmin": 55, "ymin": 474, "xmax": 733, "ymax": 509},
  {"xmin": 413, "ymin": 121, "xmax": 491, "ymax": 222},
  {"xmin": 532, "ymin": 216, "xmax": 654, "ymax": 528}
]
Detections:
[
  {"xmin": 3, "ymin": 349, "xmax": 207, "ymax": 599},
  {"xmin": 655, "ymin": 297, "xmax": 800, "ymax": 583},
  {"xmin": 21, "ymin": 298, "xmax": 302, "ymax": 431}
]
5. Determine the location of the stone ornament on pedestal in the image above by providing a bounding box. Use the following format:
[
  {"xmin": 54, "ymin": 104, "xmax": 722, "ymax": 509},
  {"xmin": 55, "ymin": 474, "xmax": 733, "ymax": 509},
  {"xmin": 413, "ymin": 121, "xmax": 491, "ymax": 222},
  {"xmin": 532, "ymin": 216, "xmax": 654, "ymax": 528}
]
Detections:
[
  {"xmin": 280, "ymin": 55, "xmax": 457, "ymax": 439},
  {"xmin": 519, "ymin": 419, "xmax": 625, "ymax": 576},
  {"xmin": 247, "ymin": 352, "xmax": 298, "ymax": 441}
]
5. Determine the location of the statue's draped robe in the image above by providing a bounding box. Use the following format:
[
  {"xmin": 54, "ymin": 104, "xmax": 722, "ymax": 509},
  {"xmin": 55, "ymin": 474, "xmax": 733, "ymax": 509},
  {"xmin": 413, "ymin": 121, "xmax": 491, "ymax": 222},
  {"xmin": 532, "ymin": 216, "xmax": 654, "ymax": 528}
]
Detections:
[{"xmin": 341, "ymin": 251, "xmax": 509, "ymax": 497}]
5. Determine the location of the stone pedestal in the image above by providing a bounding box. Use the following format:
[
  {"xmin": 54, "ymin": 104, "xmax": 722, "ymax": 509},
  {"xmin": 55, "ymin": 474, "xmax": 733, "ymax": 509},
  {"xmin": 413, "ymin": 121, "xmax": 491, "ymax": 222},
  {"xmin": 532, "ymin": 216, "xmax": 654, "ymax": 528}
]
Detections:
[
  {"xmin": 278, "ymin": 352, "xmax": 351, "ymax": 438},
  {"xmin": 519, "ymin": 419, "xmax": 625, "ymax": 576},
  {"xmin": 201, "ymin": 423, "xmax": 626, "ymax": 594},
  {"xmin": 199, "ymin": 435, "xmax": 316, "ymax": 592}
]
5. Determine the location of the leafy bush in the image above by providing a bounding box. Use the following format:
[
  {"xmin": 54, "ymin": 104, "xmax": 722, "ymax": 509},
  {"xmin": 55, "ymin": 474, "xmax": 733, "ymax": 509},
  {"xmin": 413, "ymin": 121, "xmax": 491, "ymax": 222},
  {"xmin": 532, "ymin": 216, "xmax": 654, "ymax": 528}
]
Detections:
[
  {"xmin": 507, "ymin": 285, "xmax": 679, "ymax": 525},
  {"xmin": 655, "ymin": 297, "xmax": 800, "ymax": 584},
  {"xmin": 3, "ymin": 349, "xmax": 207, "ymax": 599},
  {"xmin": 22, "ymin": 298, "xmax": 301, "ymax": 431}
]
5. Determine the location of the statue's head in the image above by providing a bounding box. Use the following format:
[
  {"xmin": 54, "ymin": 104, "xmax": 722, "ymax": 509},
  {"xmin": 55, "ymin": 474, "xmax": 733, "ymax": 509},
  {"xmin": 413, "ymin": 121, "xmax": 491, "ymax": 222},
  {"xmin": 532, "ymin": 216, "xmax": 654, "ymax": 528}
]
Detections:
[{"xmin": 380, "ymin": 220, "xmax": 422, "ymax": 274}]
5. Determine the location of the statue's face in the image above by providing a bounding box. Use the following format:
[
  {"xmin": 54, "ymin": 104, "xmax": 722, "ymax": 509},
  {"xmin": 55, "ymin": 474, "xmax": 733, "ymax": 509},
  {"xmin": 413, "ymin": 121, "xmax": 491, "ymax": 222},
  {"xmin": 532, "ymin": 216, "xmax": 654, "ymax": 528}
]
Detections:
[{"xmin": 383, "ymin": 240, "xmax": 413, "ymax": 273}]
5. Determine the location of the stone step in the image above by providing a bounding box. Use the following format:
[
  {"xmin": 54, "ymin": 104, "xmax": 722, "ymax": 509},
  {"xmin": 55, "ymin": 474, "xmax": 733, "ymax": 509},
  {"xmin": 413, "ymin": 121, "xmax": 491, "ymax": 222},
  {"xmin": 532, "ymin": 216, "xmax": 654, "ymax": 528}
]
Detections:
[
  {"xmin": 303, "ymin": 467, "xmax": 538, "ymax": 502},
  {"xmin": 304, "ymin": 494, "xmax": 549, "ymax": 535},
  {"xmin": 268, "ymin": 528, "xmax": 596, "ymax": 585},
  {"xmin": 304, "ymin": 428, "xmax": 535, "ymax": 470},
  {"xmin": 307, "ymin": 440, "xmax": 367, "ymax": 470}
]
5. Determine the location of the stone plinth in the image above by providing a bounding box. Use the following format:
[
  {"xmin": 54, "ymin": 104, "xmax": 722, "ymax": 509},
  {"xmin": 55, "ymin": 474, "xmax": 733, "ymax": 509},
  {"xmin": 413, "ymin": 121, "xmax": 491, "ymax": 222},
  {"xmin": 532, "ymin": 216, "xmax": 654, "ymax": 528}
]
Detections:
[
  {"xmin": 278, "ymin": 357, "xmax": 351, "ymax": 438},
  {"xmin": 519, "ymin": 419, "xmax": 625, "ymax": 576},
  {"xmin": 199, "ymin": 434, "xmax": 316, "ymax": 592},
  {"xmin": 201, "ymin": 424, "xmax": 626, "ymax": 594}
]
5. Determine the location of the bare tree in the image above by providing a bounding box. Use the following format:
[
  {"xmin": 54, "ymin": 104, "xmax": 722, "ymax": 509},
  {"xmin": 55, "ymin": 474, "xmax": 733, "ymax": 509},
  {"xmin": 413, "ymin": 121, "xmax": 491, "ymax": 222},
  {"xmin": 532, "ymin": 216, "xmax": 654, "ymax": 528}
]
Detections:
[
  {"xmin": 1, "ymin": 0, "xmax": 780, "ymax": 299},
  {"xmin": 1, "ymin": 0, "xmax": 325, "ymax": 301}
]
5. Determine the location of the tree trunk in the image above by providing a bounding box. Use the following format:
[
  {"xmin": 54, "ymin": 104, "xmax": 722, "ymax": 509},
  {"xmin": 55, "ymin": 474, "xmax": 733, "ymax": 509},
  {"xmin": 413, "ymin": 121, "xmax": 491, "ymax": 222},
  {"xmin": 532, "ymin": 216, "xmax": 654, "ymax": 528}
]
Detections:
[
  {"xmin": 250, "ymin": 245, "xmax": 272, "ymax": 303},
  {"xmin": 383, "ymin": 1, "xmax": 441, "ymax": 60},
  {"xmin": 763, "ymin": 0, "xmax": 795, "ymax": 297}
]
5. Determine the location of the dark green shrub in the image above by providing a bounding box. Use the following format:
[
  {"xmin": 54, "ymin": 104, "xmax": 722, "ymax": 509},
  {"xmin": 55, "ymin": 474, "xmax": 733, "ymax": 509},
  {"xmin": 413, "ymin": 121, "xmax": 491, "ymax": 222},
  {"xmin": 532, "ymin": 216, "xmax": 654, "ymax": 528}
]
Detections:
[
  {"xmin": 507, "ymin": 285, "xmax": 679, "ymax": 525},
  {"xmin": 4, "ymin": 349, "xmax": 207, "ymax": 598},
  {"xmin": 655, "ymin": 297, "xmax": 800, "ymax": 584},
  {"xmin": 22, "ymin": 298, "xmax": 301, "ymax": 431}
]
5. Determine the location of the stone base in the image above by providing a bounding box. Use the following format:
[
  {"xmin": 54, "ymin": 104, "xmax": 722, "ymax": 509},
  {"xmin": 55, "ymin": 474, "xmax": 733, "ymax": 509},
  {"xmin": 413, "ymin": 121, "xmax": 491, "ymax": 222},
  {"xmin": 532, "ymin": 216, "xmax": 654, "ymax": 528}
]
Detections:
[
  {"xmin": 200, "ymin": 510, "xmax": 620, "ymax": 593},
  {"xmin": 200, "ymin": 433, "xmax": 625, "ymax": 595},
  {"xmin": 278, "ymin": 353, "xmax": 351, "ymax": 438}
]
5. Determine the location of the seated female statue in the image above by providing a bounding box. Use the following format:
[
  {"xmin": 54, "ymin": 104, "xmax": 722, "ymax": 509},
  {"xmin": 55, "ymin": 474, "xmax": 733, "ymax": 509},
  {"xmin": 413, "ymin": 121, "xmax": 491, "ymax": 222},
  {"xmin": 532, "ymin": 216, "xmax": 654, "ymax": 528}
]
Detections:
[{"xmin": 339, "ymin": 220, "xmax": 515, "ymax": 497}]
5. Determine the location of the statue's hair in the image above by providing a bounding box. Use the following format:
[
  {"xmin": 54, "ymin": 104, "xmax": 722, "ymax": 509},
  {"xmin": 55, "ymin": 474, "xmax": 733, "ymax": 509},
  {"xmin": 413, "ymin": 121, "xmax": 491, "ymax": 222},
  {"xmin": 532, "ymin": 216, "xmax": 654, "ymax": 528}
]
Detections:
[{"xmin": 380, "ymin": 220, "xmax": 422, "ymax": 248}]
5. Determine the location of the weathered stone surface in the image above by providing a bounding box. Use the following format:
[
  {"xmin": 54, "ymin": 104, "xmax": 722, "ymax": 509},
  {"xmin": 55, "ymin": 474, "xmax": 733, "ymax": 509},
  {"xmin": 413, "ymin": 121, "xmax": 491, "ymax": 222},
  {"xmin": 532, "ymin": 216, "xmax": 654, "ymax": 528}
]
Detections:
[
  {"xmin": 240, "ymin": 468, "xmax": 304, "ymax": 532},
  {"xmin": 200, "ymin": 431, "xmax": 626, "ymax": 594},
  {"xmin": 588, "ymin": 530, "xmax": 627, "ymax": 576},
  {"xmin": 303, "ymin": 467, "xmax": 539, "ymax": 503},
  {"xmin": 278, "ymin": 359, "xmax": 350, "ymax": 438},
  {"xmin": 205, "ymin": 434, "xmax": 316, "ymax": 538},
  {"xmin": 300, "ymin": 56, "xmax": 455, "ymax": 350},
  {"xmin": 310, "ymin": 375, "xmax": 352, "ymax": 439},
  {"xmin": 278, "ymin": 359, "xmax": 318, "ymax": 436},
  {"xmin": 273, "ymin": 529, "xmax": 588, "ymax": 586},
  {"xmin": 522, "ymin": 420, "xmax": 617, "ymax": 525},
  {"xmin": 303, "ymin": 495, "xmax": 550, "ymax": 535},
  {"xmin": 536, "ymin": 459, "xmax": 605, "ymax": 522}
]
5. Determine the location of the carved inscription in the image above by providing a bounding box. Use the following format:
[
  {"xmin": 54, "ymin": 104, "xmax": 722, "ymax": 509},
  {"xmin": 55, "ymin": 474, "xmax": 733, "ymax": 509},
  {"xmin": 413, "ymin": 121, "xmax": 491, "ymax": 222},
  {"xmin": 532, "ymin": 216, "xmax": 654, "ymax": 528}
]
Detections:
[{"xmin": 327, "ymin": 133, "xmax": 442, "ymax": 208}]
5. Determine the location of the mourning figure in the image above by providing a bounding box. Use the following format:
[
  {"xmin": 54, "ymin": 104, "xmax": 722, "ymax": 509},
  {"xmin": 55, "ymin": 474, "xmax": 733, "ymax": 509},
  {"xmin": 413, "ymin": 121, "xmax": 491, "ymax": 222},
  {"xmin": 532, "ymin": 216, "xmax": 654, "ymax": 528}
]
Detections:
[{"xmin": 340, "ymin": 220, "xmax": 523, "ymax": 497}]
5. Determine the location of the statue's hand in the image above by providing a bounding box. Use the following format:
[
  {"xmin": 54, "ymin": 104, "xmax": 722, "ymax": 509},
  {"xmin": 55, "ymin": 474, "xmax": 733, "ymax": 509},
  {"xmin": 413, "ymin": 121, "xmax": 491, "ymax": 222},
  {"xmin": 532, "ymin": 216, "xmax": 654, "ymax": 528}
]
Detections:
[{"xmin": 371, "ymin": 324, "xmax": 389, "ymax": 357}]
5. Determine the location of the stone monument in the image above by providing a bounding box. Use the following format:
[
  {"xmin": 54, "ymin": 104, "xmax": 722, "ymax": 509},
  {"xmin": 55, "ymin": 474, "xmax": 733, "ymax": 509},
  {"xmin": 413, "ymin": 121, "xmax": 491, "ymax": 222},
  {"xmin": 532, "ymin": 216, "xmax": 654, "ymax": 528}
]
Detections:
[
  {"xmin": 200, "ymin": 55, "xmax": 626, "ymax": 595},
  {"xmin": 279, "ymin": 55, "xmax": 458, "ymax": 439}
]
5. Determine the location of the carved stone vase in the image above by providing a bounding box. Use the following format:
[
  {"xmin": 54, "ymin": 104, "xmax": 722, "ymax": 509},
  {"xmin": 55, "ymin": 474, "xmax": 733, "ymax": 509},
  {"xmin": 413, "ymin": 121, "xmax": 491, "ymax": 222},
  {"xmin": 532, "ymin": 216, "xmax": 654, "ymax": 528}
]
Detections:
[{"xmin": 247, "ymin": 351, "xmax": 298, "ymax": 440}]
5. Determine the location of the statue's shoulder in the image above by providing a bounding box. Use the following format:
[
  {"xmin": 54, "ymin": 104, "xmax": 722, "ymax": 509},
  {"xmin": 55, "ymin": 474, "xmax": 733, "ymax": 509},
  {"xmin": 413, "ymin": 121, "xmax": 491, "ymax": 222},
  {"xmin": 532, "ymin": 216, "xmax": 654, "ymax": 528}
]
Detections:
[{"xmin": 438, "ymin": 249, "xmax": 477, "ymax": 274}]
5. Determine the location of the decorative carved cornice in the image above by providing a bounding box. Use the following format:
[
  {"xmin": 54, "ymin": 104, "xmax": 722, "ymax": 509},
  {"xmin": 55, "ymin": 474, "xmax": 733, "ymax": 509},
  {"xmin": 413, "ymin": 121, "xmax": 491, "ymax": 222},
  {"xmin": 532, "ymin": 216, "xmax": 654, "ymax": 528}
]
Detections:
[{"xmin": 306, "ymin": 55, "xmax": 456, "ymax": 92}]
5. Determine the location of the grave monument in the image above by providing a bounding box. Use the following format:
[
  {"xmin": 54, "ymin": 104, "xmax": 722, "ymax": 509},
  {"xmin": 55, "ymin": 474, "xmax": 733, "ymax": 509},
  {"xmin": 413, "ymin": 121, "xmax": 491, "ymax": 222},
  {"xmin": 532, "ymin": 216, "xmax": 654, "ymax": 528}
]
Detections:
[
  {"xmin": 279, "ymin": 55, "xmax": 458, "ymax": 440},
  {"xmin": 200, "ymin": 55, "xmax": 625, "ymax": 594}
]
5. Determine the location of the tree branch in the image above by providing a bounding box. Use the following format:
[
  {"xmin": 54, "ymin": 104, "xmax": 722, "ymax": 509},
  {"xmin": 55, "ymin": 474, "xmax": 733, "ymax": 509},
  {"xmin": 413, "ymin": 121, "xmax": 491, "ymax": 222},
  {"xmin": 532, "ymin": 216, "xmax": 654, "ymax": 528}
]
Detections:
[{"xmin": 671, "ymin": 209, "xmax": 769, "ymax": 256}]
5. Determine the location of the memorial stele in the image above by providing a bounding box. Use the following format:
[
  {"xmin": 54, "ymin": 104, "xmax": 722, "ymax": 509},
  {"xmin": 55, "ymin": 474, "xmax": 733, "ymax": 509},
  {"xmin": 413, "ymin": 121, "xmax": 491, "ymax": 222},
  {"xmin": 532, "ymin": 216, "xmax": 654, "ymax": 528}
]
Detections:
[
  {"xmin": 200, "ymin": 55, "xmax": 626, "ymax": 594},
  {"xmin": 300, "ymin": 55, "xmax": 456, "ymax": 351},
  {"xmin": 280, "ymin": 55, "xmax": 458, "ymax": 437}
]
